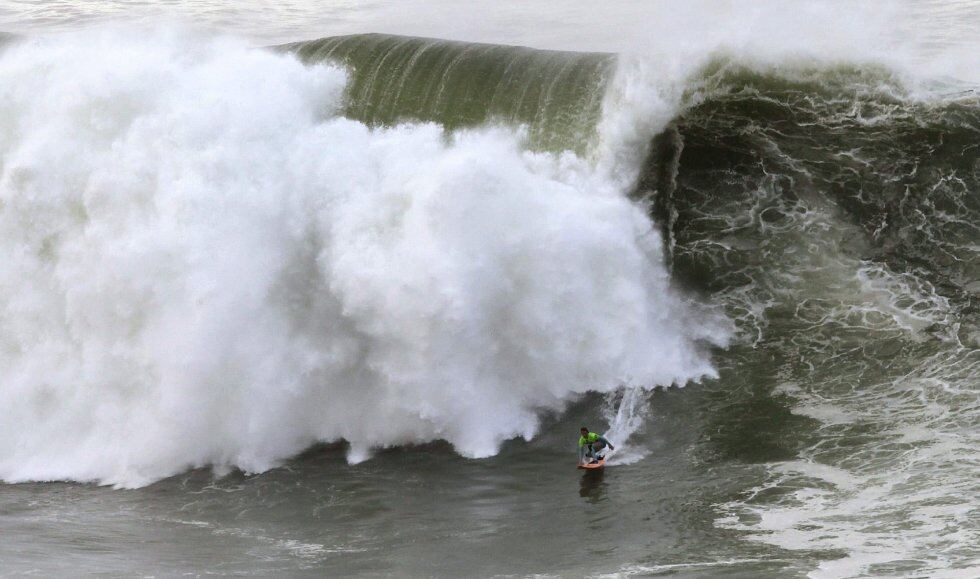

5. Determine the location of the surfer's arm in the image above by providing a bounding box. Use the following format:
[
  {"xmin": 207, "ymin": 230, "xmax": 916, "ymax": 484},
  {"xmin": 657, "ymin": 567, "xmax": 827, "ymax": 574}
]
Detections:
[{"xmin": 597, "ymin": 435, "xmax": 614, "ymax": 450}]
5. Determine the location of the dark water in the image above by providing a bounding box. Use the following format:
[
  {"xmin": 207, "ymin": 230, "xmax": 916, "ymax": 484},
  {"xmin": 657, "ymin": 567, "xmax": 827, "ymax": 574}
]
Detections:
[
  {"xmin": 1, "ymin": 391, "xmax": 815, "ymax": 577},
  {"xmin": 645, "ymin": 62, "xmax": 979, "ymax": 576}
]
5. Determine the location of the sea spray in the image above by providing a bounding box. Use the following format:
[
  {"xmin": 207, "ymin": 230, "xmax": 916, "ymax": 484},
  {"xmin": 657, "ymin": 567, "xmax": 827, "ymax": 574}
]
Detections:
[{"xmin": 600, "ymin": 385, "xmax": 653, "ymax": 465}]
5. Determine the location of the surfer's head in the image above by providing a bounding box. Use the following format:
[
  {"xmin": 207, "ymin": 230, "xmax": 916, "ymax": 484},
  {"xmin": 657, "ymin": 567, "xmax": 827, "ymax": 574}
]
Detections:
[{"xmin": 580, "ymin": 427, "xmax": 589, "ymax": 436}]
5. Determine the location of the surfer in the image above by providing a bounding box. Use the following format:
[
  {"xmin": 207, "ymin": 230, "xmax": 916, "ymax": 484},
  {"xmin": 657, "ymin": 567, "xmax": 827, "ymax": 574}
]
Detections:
[{"xmin": 578, "ymin": 427, "xmax": 614, "ymax": 465}]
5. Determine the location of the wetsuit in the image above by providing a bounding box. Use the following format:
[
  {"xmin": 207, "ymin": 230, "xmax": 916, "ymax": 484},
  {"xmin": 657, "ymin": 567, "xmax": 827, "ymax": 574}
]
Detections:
[{"xmin": 578, "ymin": 432, "xmax": 612, "ymax": 463}]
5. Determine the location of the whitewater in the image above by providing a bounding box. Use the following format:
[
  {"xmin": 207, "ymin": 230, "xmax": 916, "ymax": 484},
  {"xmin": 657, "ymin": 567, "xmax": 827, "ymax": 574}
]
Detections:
[
  {"xmin": 0, "ymin": 1, "xmax": 977, "ymax": 578},
  {"xmin": 0, "ymin": 29, "xmax": 726, "ymax": 485}
]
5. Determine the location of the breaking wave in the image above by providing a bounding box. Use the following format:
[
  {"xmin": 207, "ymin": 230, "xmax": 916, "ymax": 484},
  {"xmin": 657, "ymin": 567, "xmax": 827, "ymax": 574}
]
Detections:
[
  {"xmin": 0, "ymin": 29, "xmax": 721, "ymax": 487},
  {"xmin": 0, "ymin": 24, "xmax": 977, "ymax": 577}
]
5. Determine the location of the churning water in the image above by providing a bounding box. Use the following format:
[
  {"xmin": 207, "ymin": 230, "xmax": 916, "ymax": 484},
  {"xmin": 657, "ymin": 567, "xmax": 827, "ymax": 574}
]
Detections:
[{"xmin": 0, "ymin": 1, "xmax": 977, "ymax": 577}]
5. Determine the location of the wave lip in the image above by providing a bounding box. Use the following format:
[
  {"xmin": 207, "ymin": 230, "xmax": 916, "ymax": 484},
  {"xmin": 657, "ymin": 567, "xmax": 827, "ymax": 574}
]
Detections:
[{"xmin": 280, "ymin": 33, "xmax": 614, "ymax": 154}]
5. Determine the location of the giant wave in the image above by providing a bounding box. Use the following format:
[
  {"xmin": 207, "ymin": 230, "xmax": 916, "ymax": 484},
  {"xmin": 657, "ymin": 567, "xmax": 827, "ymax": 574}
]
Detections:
[
  {"xmin": 0, "ymin": 24, "xmax": 977, "ymax": 577},
  {"xmin": 0, "ymin": 29, "xmax": 723, "ymax": 488}
]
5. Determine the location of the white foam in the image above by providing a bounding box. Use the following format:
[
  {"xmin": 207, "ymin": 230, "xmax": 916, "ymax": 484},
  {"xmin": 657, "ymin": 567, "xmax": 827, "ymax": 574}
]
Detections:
[{"xmin": 0, "ymin": 29, "xmax": 724, "ymax": 487}]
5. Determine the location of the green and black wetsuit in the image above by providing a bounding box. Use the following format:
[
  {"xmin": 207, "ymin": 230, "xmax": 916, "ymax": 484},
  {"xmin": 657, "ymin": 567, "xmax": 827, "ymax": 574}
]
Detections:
[{"xmin": 578, "ymin": 432, "xmax": 612, "ymax": 462}]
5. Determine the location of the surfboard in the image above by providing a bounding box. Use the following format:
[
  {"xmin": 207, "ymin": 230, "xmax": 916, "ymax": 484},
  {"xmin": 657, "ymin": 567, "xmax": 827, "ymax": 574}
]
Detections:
[{"xmin": 578, "ymin": 456, "xmax": 606, "ymax": 470}]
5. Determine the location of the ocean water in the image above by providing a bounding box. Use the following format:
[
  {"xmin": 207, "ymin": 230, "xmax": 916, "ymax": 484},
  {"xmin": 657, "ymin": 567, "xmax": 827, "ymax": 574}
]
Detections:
[{"xmin": 0, "ymin": 2, "xmax": 977, "ymax": 577}]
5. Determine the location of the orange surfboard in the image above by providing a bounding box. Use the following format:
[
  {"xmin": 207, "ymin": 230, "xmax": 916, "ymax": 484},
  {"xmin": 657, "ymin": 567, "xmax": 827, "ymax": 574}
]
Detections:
[{"xmin": 578, "ymin": 456, "xmax": 606, "ymax": 470}]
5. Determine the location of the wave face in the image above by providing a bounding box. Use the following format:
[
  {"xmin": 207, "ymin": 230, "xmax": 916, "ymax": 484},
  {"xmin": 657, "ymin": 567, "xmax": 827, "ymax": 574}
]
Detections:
[
  {"xmin": 0, "ymin": 30, "xmax": 720, "ymax": 487},
  {"xmin": 638, "ymin": 62, "xmax": 979, "ymax": 576},
  {"xmin": 280, "ymin": 34, "xmax": 614, "ymax": 154}
]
